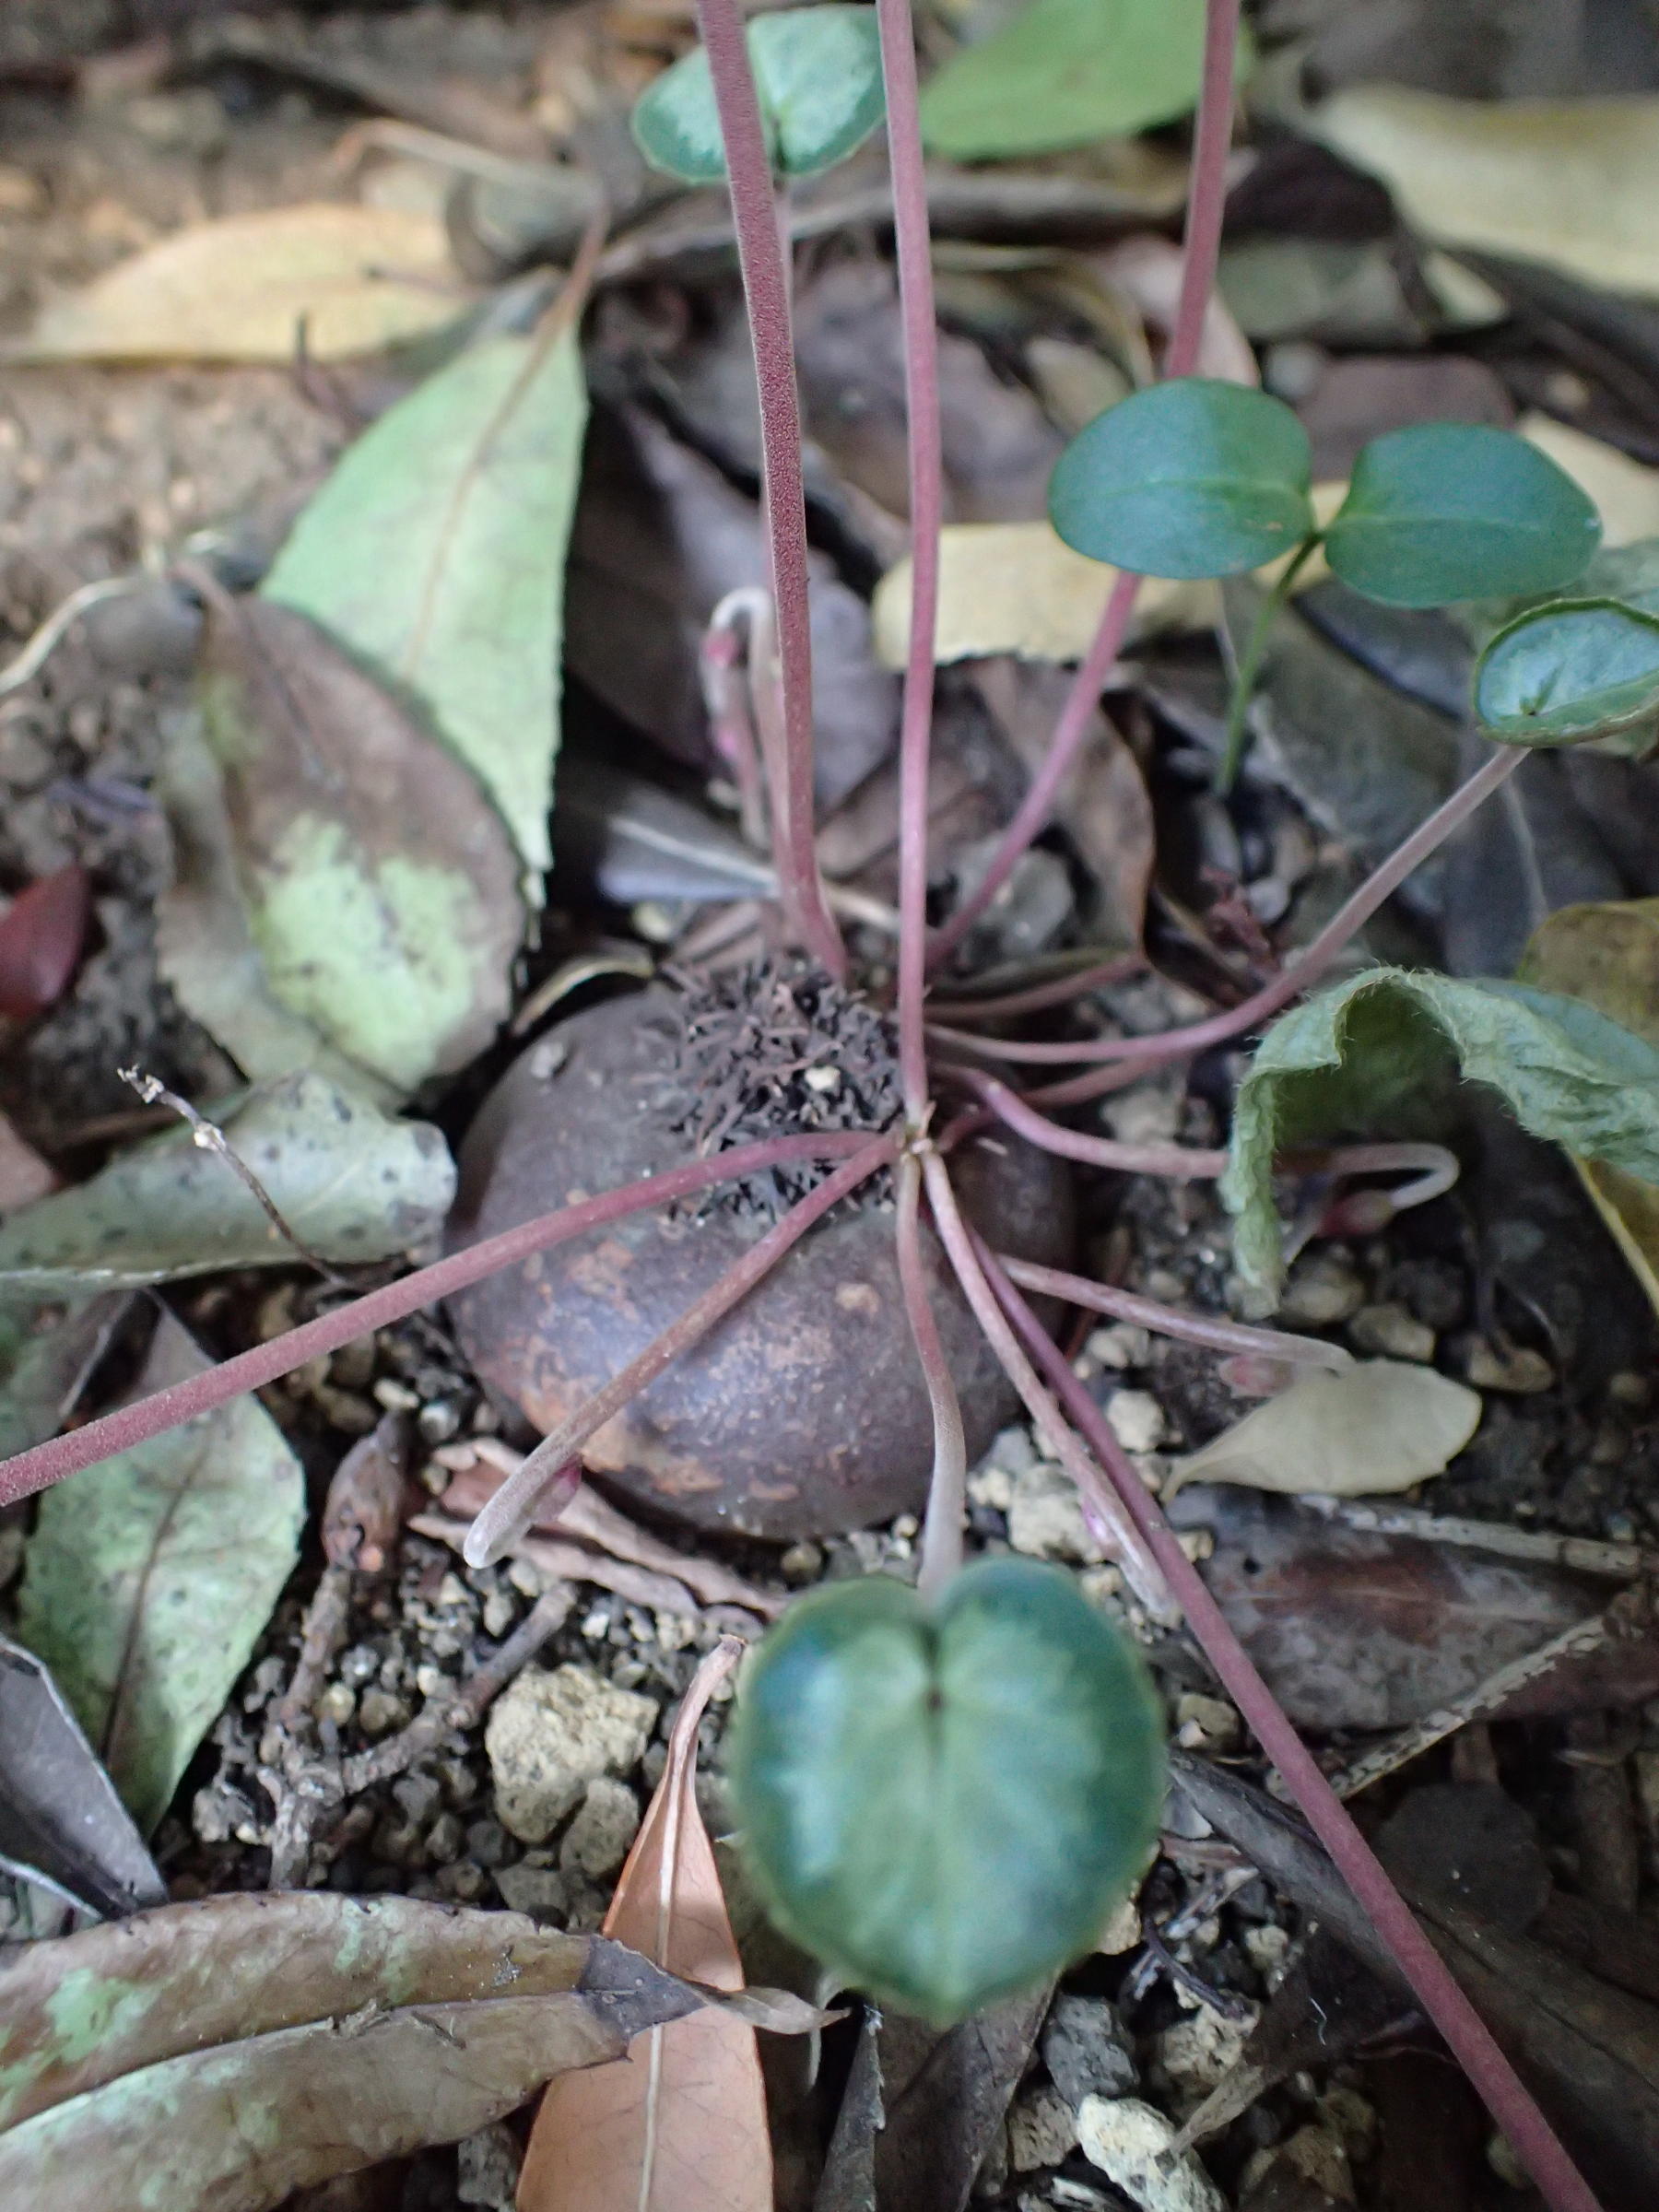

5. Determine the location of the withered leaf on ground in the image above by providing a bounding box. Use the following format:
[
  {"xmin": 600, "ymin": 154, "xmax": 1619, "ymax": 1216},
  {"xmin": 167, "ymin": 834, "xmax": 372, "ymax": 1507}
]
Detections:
[
  {"xmin": 16, "ymin": 1312, "xmax": 304, "ymax": 1833},
  {"xmin": 1, "ymin": 205, "xmax": 471, "ymax": 364},
  {"xmin": 0, "ymin": 1291, "xmax": 129, "ymax": 1459},
  {"xmin": 0, "ymin": 1072, "xmax": 453, "ymax": 1294},
  {"xmin": 0, "ymin": 1632, "xmax": 164, "ymax": 1922},
  {"xmin": 565, "ymin": 402, "xmax": 897, "ymax": 808},
  {"xmin": 1166, "ymin": 1361, "xmax": 1482, "ymax": 1502},
  {"xmin": 0, "ymin": 1891, "xmax": 712, "ymax": 2212},
  {"xmin": 518, "ymin": 1638, "xmax": 771, "ymax": 2212},
  {"xmin": 1177, "ymin": 1488, "xmax": 1659, "ymax": 1733},
  {"xmin": 262, "ymin": 311, "xmax": 587, "ymax": 876},
  {"xmin": 196, "ymin": 592, "xmax": 524, "ymax": 1095}
]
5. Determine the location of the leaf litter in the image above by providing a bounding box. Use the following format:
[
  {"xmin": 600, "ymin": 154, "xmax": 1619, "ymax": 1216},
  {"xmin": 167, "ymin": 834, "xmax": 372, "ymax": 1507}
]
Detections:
[{"xmin": 6, "ymin": 7, "xmax": 1659, "ymax": 2211}]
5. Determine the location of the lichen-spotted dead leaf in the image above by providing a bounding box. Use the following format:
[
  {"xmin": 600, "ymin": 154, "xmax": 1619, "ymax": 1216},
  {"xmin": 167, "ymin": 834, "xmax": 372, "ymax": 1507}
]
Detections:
[
  {"xmin": 0, "ymin": 1070, "xmax": 453, "ymax": 1294},
  {"xmin": 0, "ymin": 1891, "xmax": 714, "ymax": 2212},
  {"xmin": 1520, "ymin": 898, "xmax": 1659, "ymax": 1321},
  {"xmin": 517, "ymin": 1637, "xmax": 771, "ymax": 2212},
  {"xmin": 1166, "ymin": 1360, "xmax": 1482, "ymax": 1502},
  {"xmin": 262, "ymin": 309, "xmax": 587, "ymax": 875},
  {"xmin": 2, "ymin": 204, "xmax": 471, "ymax": 363},
  {"xmin": 197, "ymin": 591, "xmax": 524, "ymax": 1094},
  {"xmin": 1300, "ymin": 88, "xmax": 1659, "ymax": 301},
  {"xmin": 16, "ymin": 1312, "xmax": 303, "ymax": 1833}
]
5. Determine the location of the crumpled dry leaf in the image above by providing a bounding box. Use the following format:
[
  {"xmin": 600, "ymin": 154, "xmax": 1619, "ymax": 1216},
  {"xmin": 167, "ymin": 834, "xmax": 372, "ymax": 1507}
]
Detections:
[
  {"xmin": 1299, "ymin": 87, "xmax": 1659, "ymax": 301},
  {"xmin": 518, "ymin": 1639, "xmax": 771, "ymax": 2212},
  {"xmin": 0, "ymin": 1071, "xmax": 453, "ymax": 1295},
  {"xmin": 16, "ymin": 1312, "xmax": 304, "ymax": 1834},
  {"xmin": 872, "ymin": 523, "xmax": 1212, "ymax": 667},
  {"xmin": 0, "ymin": 1891, "xmax": 712, "ymax": 2212},
  {"xmin": 262, "ymin": 312, "xmax": 586, "ymax": 876},
  {"xmin": 0, "ymin": 1632, "xmax": 165, "ymax": 1921},
  {"xmin": 566, "ymin": 402, "xmax": 897, "ymax": 808},
  {"xmin": 0, "ymin": 1293, "xmax": 129, "ymax": 1462},
  {"xmin": 195, "ymin": 591, "xmax": 524, "ymax": 1095},
  {"xmin": 1166, "ymin": 1360, "xmax": 1482, "ymax": 1501},
  {"xmin": 1519, "ymin": 897, "xmax": 1659, "ymax": 1317},
  {"xmin": 1, "ymin": 204, "xmax": 471, "ymax": 363}
]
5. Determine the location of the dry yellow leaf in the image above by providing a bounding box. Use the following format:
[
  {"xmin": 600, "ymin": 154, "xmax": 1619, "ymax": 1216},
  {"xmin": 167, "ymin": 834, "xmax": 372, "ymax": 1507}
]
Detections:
[
  {"xmin": 1303, "ymin": 87, "xmax": 1659, "ymax": 300},
  {"xmin": 5, "ymin": 204, "xmax": 472, "ymax": 364},
  {"xmin": 1165, "ymin": 1360, "xmax": 1482, "ymax": 1500},
  {"xmin": 872, "ymin": 523, "xmax": 1214, "ymax": 668},
  {"xmin": 1519, "ymin": 899, "xmax": 1659, "ymax": 1320},
  {"xmin": 1519, "ymin": 415, "xmax": 1659, "ymax": 547}
]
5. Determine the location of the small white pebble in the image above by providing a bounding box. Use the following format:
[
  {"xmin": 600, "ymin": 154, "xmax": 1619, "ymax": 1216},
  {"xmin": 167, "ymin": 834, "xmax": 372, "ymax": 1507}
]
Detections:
[
  {"xmin": 1077, "ymin": 2097, "xmax": 1226, "ymax": 2212},
  {"xmin": 804, "ymin": 1065, "xmax": 841, "ymax": 1092}
]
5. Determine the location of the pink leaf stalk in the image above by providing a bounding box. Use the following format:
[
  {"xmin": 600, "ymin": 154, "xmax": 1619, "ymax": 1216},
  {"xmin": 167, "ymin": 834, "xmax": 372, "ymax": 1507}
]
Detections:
[
  {"xmin": 895, "ymin": 1152, "xmax": 968, "ymax": 1596},
  {"xmin": 997, "ymin": 1254, "xmax": 1350, "ymax": 1371},
  {"xmin": 0, "ymin": 1131, "xmax": 877, "ymax": 1512},
  {"xmin": 692, "ymin": 0, "xmax": 845, "ymax": 979},
  {"xmin": 935, "ymin": 746, "xmax": 1524, "ymax": 1091},
  {"xmin": 926, "ymin": 0, "xmax": 1242, "ymax": 971},
  {"xmin": 984, "ymin": 1249, "xmax": 1604, "ymax": 2212},
  {"xmin": 875, "ymin": 0, "xmax": 944, "ymax": 1117},
  {"xmin": 464, "ymin": 1133, "xmax": 896, "ymax": 1565}
]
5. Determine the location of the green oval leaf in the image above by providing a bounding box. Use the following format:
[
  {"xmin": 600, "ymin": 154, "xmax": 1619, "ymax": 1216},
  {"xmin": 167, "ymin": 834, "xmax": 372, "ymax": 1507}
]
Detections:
[
  {"xmin": 1048, "ymin": 379, "xmax": 1315, "ymax": 581},
  {"xmin": 1474, "ymin": 596, "xmax": 1659, "ymax": 753},
  {"xmin": 729, "ymin": 1559, "xmax": 1165, "ymax": 2023},
  {"xmin": 919, "ymin": 0, "xmax": 1251, "ymax": 162},
  {"xmin": 1324, "ymin": 423, "xmax": 1600, "ymax": 608},
  {"xmin": 632, "ymin": 6, "xmax": 886, "ymax": 182}
]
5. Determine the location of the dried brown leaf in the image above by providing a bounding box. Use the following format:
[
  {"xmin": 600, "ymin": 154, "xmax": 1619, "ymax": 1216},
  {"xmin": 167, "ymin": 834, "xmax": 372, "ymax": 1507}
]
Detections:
[
  {"xmin": 2, "ymin": 205, "xmax": 470, "ymax": 364},
  {"xmin": 518, "ymin": 1638, "xmax": 771, "ymax": 2212}
]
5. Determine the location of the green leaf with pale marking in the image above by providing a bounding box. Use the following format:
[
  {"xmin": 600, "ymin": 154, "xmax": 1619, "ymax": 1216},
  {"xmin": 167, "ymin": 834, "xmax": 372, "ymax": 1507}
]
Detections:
[
  {"xmin": 632, "ymin": 6, "xmax": 885, "ymax": 182},
  {"xmin": 16, "ymin": 1313, "xmax": 304, "ymax": 1833},
  {"xmin": 262, "ymin": 322, "xmax": 587, "ymax": 875},
  {"xmin": 1049, "ymin": 379, "xmax": 1315, "ymax": 580},
  {"xmin": 0, "ymin": 1072, "xmax": 453, "ymax": 1297},
  {"xmin": 1474, "ymin": 596, "xmax": 1659, "ymax": 753},
  {"xmin": 1221, "ymin": 968, "xmax": 1659, "ymax": 1296},
  {"xmin": 1325, "ymin": 423, "xmax": 1600, "ymax": 607},
  {"xmin": 729, "ymin": 1559, "xmax": 1165, "ymax": 2024},
  {"xmin": 920, "ymin": 0, "xmax": 1251, "ymax": 161}
]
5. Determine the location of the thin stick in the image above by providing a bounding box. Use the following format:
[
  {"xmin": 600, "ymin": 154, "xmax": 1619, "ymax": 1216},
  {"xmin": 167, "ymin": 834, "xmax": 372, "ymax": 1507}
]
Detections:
[
  {"xmin": 999, "ymin": 1256, "xmax": 1352, "ymax": 1373},
  {"xmin": 925, "ymin": 0, "xmax": 1242, "ymax": 971},
  {"xmin": 693, "ymin": 0, "xmax": 845, "ymax": 979},
  {"xmin": 984, "ymin": 1252, "xmax": 1604, "ymax": 2212},
  {"xmin": 1298, "ymin": 1496, "xmax": 1659, "ymax": 1583},
  {"xmin": 896, "ymin": 1154, "xmax": 967, "ymax": 1597},
  {"xmin": 0, "ymin": 1129, "xmax": 879, "ymax": 1512},
  {"xmin": 700, "ymin": 588, "xmax": 771, "ymax": 848},
  {"xmin": 118, "ymin": 1066, "xmax": 352, "ymax": 1287},
  {"xmin": 919, "ymin": 1152, "xmax": 1171, "ymax": 1617},
  {"xmin": 877, "ymin": 0, "xmax": 944, "ymax": 1116},
  {"xmin": 947, "ymin": 747, "xmax": 1529, "ymax": 1091},
  {"xmin": 464, "ymin": 1134, "xmax": 898, "ymax": 1564},
  {"xmin": 0, "ymin": 575, "xmax": 146, "ymax": 697},
  {"xmin": 1325, "ymin": 1611, "xmax": 1618, "ymax": 1803},
  {"xmin": 341, "ymin": 1582, "xmax": 577, "ymax": 1794}
]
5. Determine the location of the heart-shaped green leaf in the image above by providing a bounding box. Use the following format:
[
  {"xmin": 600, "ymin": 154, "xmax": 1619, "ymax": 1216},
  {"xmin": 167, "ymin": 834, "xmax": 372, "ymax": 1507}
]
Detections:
[
  {"xmin": 632, "ymin": 5, "xmax": 886, "ymax": 182},
  {"xmin": 728, "ymin": 1559, "xmax": 1165, "ymax": 2023},
  {"xmin": 1474, "ymin": 596, "xmax": 1659, "ymax": 755},
  {"xmin": 1324, "ymin": 424, "xmax": 1600, "ymax": 608},
  {"xmin": 1222, "ymin": 967, "xmax": 1659, "ymax": 1298},
  {"xmin": 1048, "ymin": 379, "xmax": 1315, "ymax": 580}
]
